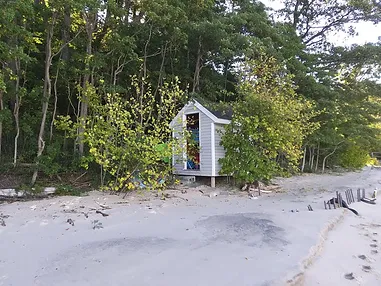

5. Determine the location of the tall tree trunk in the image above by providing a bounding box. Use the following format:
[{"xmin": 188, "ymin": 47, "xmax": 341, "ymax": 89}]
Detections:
[
  {"xmin": 138, "ymin": 25, "xmax": 152, "ymax": 126},
  {"xmin": 154, "ymin": 42, "xmax": 167, "ymax": 98},
  {"xmin": 12, "ymin": 58, "xmax": 21, "ymax": 167},
  {"xmin": 78, "ymin": 11, "xmax": 96, "ymax": 156},
  {"xmin": 49, "ymin": 60, "xmax": 60, "ymax": 142},
  {"xmin": 0, "ymin": 90, "xmax": 3, "ymax": 159},
  {"xmin": 309, "ymin": 146, "xmax": 314, "ymax": 170},
  {"xmin": 124, "ymin": 0, "xmax": 131, "ymax": 24},
  {"xmin": 62, "ymin": 5, "xmax": 71, "ymax": 61},
  {"xmin": 186, "ymin": 46, "xmax": 190, "ymax": 91},
  {"xmin": 192, "ymin": 36, "xmax": 202, "ymax": 93},
  {"xmin": 223, "ymin": 61, "xmax": 230, "ymax": 100},
  {"xmin": 301, "ymin": 146, "xmax": 307, "ymax": 172},
  {"xmin": 292, "ymin": 0, "xmax": 302, "ymax": 29},
  {"xmin": 315, "ymin": 143, "xmax": 320, "ymax": 172},
  {"xmin": 31, "ymin": 15, "xmax": 55, "ymax": 185}
]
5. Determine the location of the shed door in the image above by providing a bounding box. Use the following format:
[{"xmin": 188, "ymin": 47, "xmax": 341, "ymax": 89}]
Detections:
[{"xmin": 186, "ymin": 113, "xmax": 200, "ymax": 170}]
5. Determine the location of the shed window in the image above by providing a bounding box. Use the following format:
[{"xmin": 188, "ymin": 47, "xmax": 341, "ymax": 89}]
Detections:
[{"xmin": 186, "ymin": 113, "xmax": 200, "ymax": 170}]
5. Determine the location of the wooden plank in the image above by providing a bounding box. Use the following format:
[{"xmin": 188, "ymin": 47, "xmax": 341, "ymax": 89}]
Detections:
[
  {"xmin": 339, "ymin": 193, "xmax": 343, "ymax": 208},
  {"xmin": 336, "ymin": 191, "xmax": 341, "ymax": 207},
  {"xmin": 350, "ymin": 189, "xmax": 355, "ymax": 203},
  {"xmin": 345, "ymin": 190, "xmax": 350, "ymax": 204}
]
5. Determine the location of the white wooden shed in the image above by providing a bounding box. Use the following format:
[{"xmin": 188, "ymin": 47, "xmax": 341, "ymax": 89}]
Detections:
[{"xmin": 170, "ymin": 99, "xmax": 232, "ymax": 187}]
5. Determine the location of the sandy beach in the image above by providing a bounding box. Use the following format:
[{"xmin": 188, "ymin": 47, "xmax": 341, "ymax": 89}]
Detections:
[
  {"xmin": 0, "ymin": 167, "xmax": 380, "ymax": 286},
  {"xmin": 304, "ymin": 193, "xmax": 381, "ymax": 285}
]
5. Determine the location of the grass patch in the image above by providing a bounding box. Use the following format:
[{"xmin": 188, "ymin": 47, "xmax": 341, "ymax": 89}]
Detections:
[{"xmin": 54, "ymin": 184, "xmax": 88, "ymax": 196}]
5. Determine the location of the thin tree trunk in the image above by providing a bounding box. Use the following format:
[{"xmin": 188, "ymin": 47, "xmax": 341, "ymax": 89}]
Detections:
[
  {"xmin": 31, "ymin": 15, "xmax": 55, "ymax": 185},
  {"xmin": 322, "ymin": 141, "xmax": 343, "ymax": 173},
  {"xmin": 0, "ymin": 90, "xmax": 3, "ymax": 159},
  {"xmin": 142, "ymin": 25, "xmax": 152, "ymax": 79},
  {"xmin": 154, "ymin": 43, "xmax": 168, "ymax": 124},
  {"xmin": 154, "ymin": 42, "xmax": 167, "ymax": 98},
  {"xmin": 75, "ymin": 85, "xmax": 81, "ymax": 154},
  {"xmin": 310, "ymin": 147, "xmax": 314, "ymax": 170},
  {"xmin": 186, "ymin": 46, "xmax": 190, "ymax": 91},
  {"xmin": 13, "ymin": 58, "xmax": 21, "ymax": 167},
  {"xmin": 301, "ymin": 146, "xmax": 307, "ymax": 172},
  {"xmin": 49, "ymin": 59, "xmax": 60, "ymax": 142},
  {"xmin": 315, "ymin": 143, "xmax": 320, "ymax": 172},
  {"xmin": 78, "ymin": 11, "xmax": 96, "ymax": 156},
  {"xmin": 113, "ymin": 55, "xmax": 130, "ymax": 87},
  {"xmin": 192, "ymin": 36, "xmax": 202, "ymax": 93},
  {"xmin": 111, "ymin": 60, "xmax": 114, "ymax": 88},
  {"xmin": 62, "ymin": 5, "xmax": 71, "ymax": 61},
  {"xmin": 139, "ymin": 25, "xmax": 152, "ymax": 126},
  {"xmin": 124, "ymin": 0, "xmax": 131, "ymax": 24},
  {"xmin": 63, "ymin": 100, "xmax": 70, "ymax": 151},
  {"xmin": 292, "ymin": 0, "xmax": 302, "ymax": 28},
  {"xmin": 224, "ymin": 60, "xmax": 229, "ymax": 93}
]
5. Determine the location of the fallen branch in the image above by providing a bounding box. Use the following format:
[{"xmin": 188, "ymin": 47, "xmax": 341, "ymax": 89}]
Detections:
[
  {"xmin": 73, "ymin": 171, "xmax": 87, "ymax": 183},
  {"xmin": 361, "ymin": 198, "xmax": 376, "ymax": 205},
  {"xmin": 96, "ymin": 210, "xmax": 109, "ymax": 217},
  {"xmin": 114, "ymin": 201, "xmax": 129, "ymax": 205},
  {"xmin": 95, "ymin": 201, "xmax": 111, "ymax": 209}
]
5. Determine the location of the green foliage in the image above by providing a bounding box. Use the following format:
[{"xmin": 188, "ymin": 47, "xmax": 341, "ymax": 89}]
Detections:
[
  {"xmin": 54, "ymin": 184, "xmax": 86, "ymax": 196},
  {"xmin": 338, "ymin": 144, "xmax": 371, "ymax": 169},
  {"xmin": 16, "ymin": 184, "xmax": 44, "ymax": 195},
  {"xmin": 0, "ymin": 108, "xmax": 12, "ymax": 130},
  {"xmin": 66, "ymin": 77, "xmax": 185, "ymax": 192},
  {"xmin": 220, "ymin": 54, "xmax": 319, "ymax": 183},
  {"xmin": 0, "ymin": 0, "xmax": 380, "ymax": 186},
  {"xmin": 38, "ymin": 140, "xmax": 80, "ymax": 176}
]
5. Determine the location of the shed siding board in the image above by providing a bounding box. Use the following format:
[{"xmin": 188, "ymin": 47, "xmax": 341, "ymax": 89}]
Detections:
[
  {"xmin": 172, "ymin": 103, "xmax": 213, "ymax": 176},
  {"xmin": 214, "ymin": 124, "xmax": 226, "ymax": 176}
]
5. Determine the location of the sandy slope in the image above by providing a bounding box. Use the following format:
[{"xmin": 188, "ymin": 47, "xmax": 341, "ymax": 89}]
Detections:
[
  {"xmin": 0, "ymin": 167, "xmax": 380, "ymax": 286},
  {"xmin": 304, "ymin": 196, "xmax": 381, "ymax": 285}
]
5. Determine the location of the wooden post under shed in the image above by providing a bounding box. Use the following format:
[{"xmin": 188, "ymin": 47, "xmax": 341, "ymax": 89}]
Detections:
[{"xmin": 210, "ymin": 176, "xmax": 216, "ymax": 188}]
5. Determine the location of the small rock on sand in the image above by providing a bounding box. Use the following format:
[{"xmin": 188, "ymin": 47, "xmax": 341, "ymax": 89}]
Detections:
[
  {"xmin": 344, "ymin": 273, "xmax": 355, "ymax": 280},
  {"xmin": 362, "ymin": 265, "xmax": 371, "ymax": 272}
]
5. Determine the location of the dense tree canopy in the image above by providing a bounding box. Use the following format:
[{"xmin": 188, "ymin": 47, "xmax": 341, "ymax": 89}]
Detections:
[{"xmin": 0, "ymin": 0, "xmax": 380, "ymax": 188}]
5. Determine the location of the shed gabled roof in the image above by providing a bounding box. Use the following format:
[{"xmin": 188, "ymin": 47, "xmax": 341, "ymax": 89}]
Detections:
[
  {"xmin": 170, "ymin": 99, "xmax": 231, "ymax": 127},
  {"xmin": 200, "ymin": 100, "xmax": 233, "ymax": 121}
]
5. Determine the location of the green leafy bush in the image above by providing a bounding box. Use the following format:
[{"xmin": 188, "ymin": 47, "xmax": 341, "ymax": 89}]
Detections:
[
  {"xmin": 57, "ymin": 77, "xmax": 185, "ymax": 192},
  {"xmin": 220, "ymin": 54, "xmax": 318, "ymax": 183},
  {"xmin": 339, "ymin": 144, "xmax": 371, "ymax": 169},
  {"xmin": 54, "ymin": 184, "xmax": 86, "ymax": 196}
]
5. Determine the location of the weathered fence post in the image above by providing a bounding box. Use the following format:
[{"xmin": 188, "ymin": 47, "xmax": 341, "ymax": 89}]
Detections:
[
  {"xmin": 350, "ymin": 189, "xmax": 355, "ymax": 203},
  {"xmin": 336, "ymin": 191, "xmax": 340, "ymax": 207},
  {"xmin": 339, "ymin": 193, "xmax": 343, "ymax": 207},
  {"xmin": 345, "ymin": 190, "xmax": 350, "ymax": 204}
]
